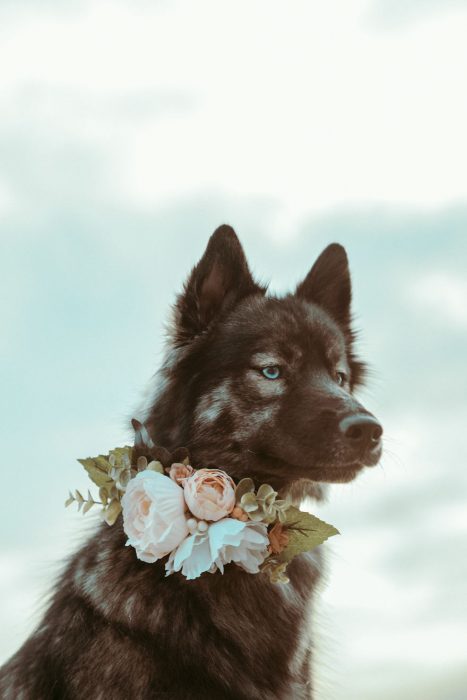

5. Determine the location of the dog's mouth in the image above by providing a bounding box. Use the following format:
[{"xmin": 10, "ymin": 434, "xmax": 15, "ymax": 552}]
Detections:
[
  {"xmin": 312, "ymin": 462, "xmax": 364, "ymax": 483},
  {"xmin": 308, "ymin": 443, "xmax": 383, "ymax": 482},
  {"xmin": 252, "ymin": 444, "xmax": 382, "ymax": 486}
]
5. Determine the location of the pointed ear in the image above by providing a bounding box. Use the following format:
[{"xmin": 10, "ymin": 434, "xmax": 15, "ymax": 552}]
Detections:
[
  {"xmin": 296, "ymin": 243, "xmax": 352, "ymax": 327},
  {"xmin": 174, "ymin": 225, "xmax": 265, "ymax": 343}
]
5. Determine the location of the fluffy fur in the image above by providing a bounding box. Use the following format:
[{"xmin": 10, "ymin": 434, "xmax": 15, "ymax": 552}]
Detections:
[{"xmin": 0, "ymin": 226, "xmax": 382, "ymax": 699}]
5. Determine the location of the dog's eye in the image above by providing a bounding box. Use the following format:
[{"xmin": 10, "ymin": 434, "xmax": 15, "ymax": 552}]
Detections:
[
  {"xmin": 336, "ymin": 371, "xmax": 347, "ymax": 386},
  {"xmin": 261, "ymin": 366, "xmax": 281, "ymax": 380}
]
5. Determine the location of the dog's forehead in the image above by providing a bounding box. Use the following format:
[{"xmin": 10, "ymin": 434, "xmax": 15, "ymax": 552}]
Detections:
[{"xmin": 224, "ymin": 295, "xmax": 347, "ymax": 365}]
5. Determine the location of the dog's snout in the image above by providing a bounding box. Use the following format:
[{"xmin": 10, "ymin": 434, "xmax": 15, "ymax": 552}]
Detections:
[{"xmin": 339, "ymin": 414, "xmax": 383, "ymax": 450}]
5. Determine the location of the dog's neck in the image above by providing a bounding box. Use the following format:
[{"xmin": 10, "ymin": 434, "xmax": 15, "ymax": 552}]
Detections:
[
  {"xmin": 280, "ymin": 478, "xmax": 327, "ymax": 506},
  {"xmin": 141, "ymin": 415, "xmax": 327, "ymax": 509}
]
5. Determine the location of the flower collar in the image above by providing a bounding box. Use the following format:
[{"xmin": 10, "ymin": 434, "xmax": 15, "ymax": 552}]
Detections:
[{"xmin": 66, "ymin": 425, "xmax": 339, "ymax": 583}]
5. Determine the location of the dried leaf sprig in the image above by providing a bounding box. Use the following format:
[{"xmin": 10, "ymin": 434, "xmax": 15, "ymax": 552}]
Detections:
[{"xmin": 65, "ymin": 447, "xmax": 169, "ymax": 525}]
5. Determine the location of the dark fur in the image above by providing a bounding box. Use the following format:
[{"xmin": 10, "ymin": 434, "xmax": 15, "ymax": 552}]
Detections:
[{"xmin": 0, "ymin": 226, "xmax": 382, "ymax": 699}]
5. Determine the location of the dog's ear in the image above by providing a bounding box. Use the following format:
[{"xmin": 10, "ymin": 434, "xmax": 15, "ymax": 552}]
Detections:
[
  {"xmin": 174, "ymin": 225, "xmax": 265, "ymax": 343},
  {"xmin": 296, "ymin": 243, "xmax": 351, "ymax": 327}
]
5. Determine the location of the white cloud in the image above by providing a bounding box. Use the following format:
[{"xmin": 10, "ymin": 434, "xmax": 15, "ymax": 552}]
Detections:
[
  {"xmin": 0, "ymin": 0, "xmax": 466, "ymax": 237},
  {"xmin": 0, "ymin": 176, "xmax": 16, "ymax": 219},
  {"xmin": 1, "ymin": 3, "xmax": 466, "ymax": 696},
  {"xmin": 409, "ymin": 270, "xmax": 467, "ymax": 328}
]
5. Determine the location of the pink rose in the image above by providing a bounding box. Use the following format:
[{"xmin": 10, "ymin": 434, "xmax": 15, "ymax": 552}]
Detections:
[
  {"xmin": 169, "ymin": 462, "xmax": 195, "ymax": 485},
  {"xmin": 183, "ymin": 469, "xmax": 236, "ymax": 522},
  {"xmin": 121, "ymin": 470, "xmax": 189, "ymax": 563}
]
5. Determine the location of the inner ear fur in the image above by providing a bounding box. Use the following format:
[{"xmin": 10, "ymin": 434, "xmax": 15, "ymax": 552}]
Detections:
[
  {"xmin": 174, "ymin": 225, "xmax": 266, "ymax": 343},
  {"xmin": 296, "ymin": 243, "xmax": 352, "ymax": 327}
]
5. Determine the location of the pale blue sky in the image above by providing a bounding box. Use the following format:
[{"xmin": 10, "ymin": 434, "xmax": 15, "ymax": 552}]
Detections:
[{"xmin": 1, "ymin": 2, "xmax": 467, "ymax": 699}]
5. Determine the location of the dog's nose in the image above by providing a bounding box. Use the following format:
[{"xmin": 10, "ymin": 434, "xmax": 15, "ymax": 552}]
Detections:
[{"xmin": 339, "ymin": 414, "xmax": 383, "ymax": 450}]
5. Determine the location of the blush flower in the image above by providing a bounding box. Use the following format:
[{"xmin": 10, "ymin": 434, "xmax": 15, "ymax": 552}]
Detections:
[
  {"xmin": 183, "ymin": 469, "xmax": 236, "ymax": 522},
  {"xmin": 168, "ymin": 462, "xmax": 195, "ymax": 485},
  {"xmin": 121, "ymin": 470, "xmax": 189, "ymax": 563},
  {"xmin": 165, "ymin": 519, "xmax": 270, "ymax": 580}
]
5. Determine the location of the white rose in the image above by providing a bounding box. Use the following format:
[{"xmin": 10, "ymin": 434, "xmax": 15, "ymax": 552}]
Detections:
[
  {"xmin": 165, "ymin": 518, "xmax": 270, "ymax": 580},
  {"xmin": 122, "ymin": 470, "xmax": 189, "ymax": 563}
]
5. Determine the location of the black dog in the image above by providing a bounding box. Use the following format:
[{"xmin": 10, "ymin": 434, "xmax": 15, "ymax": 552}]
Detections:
[{"xmin": 0, "ymin": 226, "xmax": 382, "ymax": 699}]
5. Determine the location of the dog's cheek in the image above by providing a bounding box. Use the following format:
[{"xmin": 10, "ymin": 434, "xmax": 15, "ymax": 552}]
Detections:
[
  {"xmin": 193, "ymin": 379, "xmax": 234, "ymax": 429},
  {"xmin": 243, "ymin": 370, "xmax": 286, "ymax": 399}
]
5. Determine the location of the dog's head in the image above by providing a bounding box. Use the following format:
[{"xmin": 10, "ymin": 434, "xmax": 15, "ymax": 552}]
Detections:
[{"xmin": 144, "ymin": 226, "xmax": 382, "ymax": 493}]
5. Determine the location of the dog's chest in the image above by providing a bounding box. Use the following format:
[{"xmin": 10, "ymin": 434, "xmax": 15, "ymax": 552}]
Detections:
[{"xmin": 71, "ymin": 529, "xmax": 323, "ymax": 699}]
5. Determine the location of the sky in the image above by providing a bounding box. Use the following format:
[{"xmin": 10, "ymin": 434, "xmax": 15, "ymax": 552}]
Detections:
[{"xmin": 1, "ymin": 1, "xmax": 467, "ymax": 698}]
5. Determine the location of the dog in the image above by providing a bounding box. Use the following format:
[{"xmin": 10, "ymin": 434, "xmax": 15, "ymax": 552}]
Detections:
[{"xmin": 0, "ymin": 226, "xmax": 382, "ymax": 699}]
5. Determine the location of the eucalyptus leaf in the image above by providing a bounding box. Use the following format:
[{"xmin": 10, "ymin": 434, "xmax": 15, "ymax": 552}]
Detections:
[
  {"xmin": 257, "ymin": 484, "xmax": 275, "ymax": 501},
  {"xmin": 109, "ymin": 446, "xmax": 133, "ymax": 467},
  {"xmin": 82, "ymin": 500, "xmax": 94, "ymax": 514},
  {"xmin": 103, "ymin": 499, "xmax": 122, "ymax": 526},
  {"xmin": 235, "ymin": 478, "xmax": 255, "ymax": 502},
  {"xmin": 147, "ymin": 460, "xmax": 164, "ymax": 474},
  {"xmin": 136, "ymin": 456, "xmax": 148, "ymax": 472},
  {"xmin": 110, "ymin": 466, "xmax": 122, "ymax": 481},
  {"xmin": 278, "ymin": 507, "xmax": 339, "ymax": 563},
  {"xmin": 99, "ymin": 487, "xmax": 109, "ymax": 505},
  {"xmin": 240, "ymin": 493, "xmax": 259, "ymax": 512},
  {"xmin": 64, "ymin": 492, "xmax": 75, "ymax": 508},
  {"xmin": 117, "ymin": 470, "xmax": 131, "ymax": 489}
]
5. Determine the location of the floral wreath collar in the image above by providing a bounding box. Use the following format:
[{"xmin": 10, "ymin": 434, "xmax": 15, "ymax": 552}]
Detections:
[{"xmin": 66, "ymin": 420, "xmax": 339, "ymax": 583}]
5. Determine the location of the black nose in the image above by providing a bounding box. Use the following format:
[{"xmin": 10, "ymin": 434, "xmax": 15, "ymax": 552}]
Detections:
[{"xmin": 339, "ymin": 414, "xmax": 383, "ymax": 450}]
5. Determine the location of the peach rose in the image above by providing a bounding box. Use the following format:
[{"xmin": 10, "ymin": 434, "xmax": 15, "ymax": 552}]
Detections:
[
  {"xmin": 169, "ymin": 462, "xmax": 195, "ymax": 485},
  {"xmin": 183, "ymin": 469, "xmax": 236, "ymax": 522},
  {"xmin": 121, "ymin": 470, "xmax": 189, "ymax": 563}
]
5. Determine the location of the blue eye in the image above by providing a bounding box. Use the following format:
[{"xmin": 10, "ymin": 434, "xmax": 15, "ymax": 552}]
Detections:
[
  {"xmin": 261, "ymin": 366, "xmax": 281, "ymax": 380},
  {"xmin": 336, "ymin": 371, "xmax": 347, "ymax": 386}
]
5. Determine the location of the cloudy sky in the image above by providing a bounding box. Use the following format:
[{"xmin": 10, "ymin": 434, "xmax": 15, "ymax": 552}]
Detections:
[{"xmin": 1, "ymin": 1, "xmax": 466, "ymax": 698}]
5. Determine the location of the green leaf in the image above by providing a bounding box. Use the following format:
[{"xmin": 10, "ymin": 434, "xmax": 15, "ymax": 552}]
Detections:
[
  {"xmin": 77, "ymin": 455, "xmax": 113, "ymax": 488},
  {"xmin": 64, "ymin": 491, "xmax": 75, "ymax": 508},
  {"xmin": 82, "ymin": 500, "xmax": 94, "ymax": 514},
  {"xmin": 99, "ymin": 487, "xmax": 109, "ymax": 505},
  {"xmin": 102, "ymin": 499, "xmax": 122, "ymax": 526},
  {"xmin": 74, "ymin": 490, "xmax": 84, "ymax": 511},
  {"xmin": 77, "ymin": 446, "xmax": 133, "ymax": 489},
  {"xmin": 277, "ymin": 506, "xmax": 340, "ymax": 563}
]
